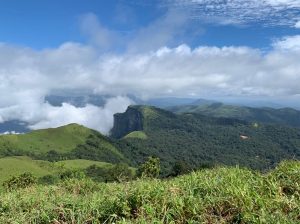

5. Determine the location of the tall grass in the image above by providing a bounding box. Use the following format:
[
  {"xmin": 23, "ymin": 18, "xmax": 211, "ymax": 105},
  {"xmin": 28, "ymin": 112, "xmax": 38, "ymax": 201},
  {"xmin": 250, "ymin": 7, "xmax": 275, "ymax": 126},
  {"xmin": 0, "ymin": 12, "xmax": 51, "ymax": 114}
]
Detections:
[{"xmin": 0, "ymin": 160, "xmax": 299, "ymax": 223}]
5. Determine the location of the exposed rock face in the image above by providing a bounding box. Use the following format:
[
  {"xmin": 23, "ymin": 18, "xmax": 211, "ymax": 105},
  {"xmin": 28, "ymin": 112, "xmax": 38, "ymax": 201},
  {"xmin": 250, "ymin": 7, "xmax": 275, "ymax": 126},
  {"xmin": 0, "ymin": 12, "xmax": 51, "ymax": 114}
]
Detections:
[{"xmin": 110, "ymin": 106, "xmax": 144, "ymax": 139}]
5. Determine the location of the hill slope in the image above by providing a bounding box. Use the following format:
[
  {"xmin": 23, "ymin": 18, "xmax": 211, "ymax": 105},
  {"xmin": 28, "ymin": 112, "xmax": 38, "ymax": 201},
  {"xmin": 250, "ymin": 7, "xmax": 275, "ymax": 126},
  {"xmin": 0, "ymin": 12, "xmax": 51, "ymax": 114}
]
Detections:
[
  {"xmin": 112, "ymin": 106, "xmax": 300, "ymax": 173},
  {"xmin": 0, "ymin": 124, "xmax": 127, "ymax": 164},
  {"xmin": 0, "ymin": 156, "xmax": 117, "ymax": 186},
  {"xmin": 168, "ymin": 103, "xmax": 300, "ymax": 128}
]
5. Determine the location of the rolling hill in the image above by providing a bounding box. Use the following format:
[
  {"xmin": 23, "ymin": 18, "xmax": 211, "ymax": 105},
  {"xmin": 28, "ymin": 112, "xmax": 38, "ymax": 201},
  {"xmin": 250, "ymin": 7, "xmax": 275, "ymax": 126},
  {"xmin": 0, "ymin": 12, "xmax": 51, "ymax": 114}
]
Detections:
[
  {"xmin": 0, "ymin": 156, "xmax": 118, "ymax": 187},
  {"xmin": 0, "ymin": 123, "xmax": 127, "ymax": 164},
  {"xmin": 168, "ymin": 103, "xmax": 300, "ymax": 128},
  {"xmin": 112, "ymin": 105, "xmax": 300, "ymax": 174}
]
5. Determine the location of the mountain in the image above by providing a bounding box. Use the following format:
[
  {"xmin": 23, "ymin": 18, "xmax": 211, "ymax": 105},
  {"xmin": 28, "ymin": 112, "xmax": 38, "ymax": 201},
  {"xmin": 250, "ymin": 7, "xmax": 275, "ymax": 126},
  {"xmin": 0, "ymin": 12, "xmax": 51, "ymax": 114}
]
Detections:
[
  {"xmin": 0, "ymin": 123, "xmax": 127, "ymax": 164},
  {"xmin": 168, "ymin": 103, "xmax": 300, "ymax": 128},
  {"xmin": 112, "ymin": 105, "xmax": 300, "ymax": 174}
]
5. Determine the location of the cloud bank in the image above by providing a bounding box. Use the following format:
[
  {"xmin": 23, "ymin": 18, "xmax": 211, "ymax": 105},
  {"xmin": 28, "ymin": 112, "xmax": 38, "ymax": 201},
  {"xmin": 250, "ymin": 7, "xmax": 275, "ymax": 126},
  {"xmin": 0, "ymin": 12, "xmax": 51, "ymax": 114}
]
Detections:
[
  {"xmin": 1, "ymin": 37, "xmax": 300, "ymax": 130},
  {"xmin": 1, "ymin": 11, "xmax": 300, "ymax": 134}
]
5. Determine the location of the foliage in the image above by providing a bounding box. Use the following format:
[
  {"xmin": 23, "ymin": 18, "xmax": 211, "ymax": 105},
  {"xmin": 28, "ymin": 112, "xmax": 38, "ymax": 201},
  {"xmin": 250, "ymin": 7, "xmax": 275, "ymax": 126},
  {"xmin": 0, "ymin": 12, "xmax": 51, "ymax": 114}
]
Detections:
[
  {"xmin": 0, "ymin": 161, "xmax": 299, "ymax": 223},
  {"xmin": 0, "ymin": 124, "xmax": 127, "ymax": 166},
  {"xmin": 171, "ymin": 160, "xmax": 192, "ymax": 176},
  {"xmin": 168, "ymin": 102, "xmax": 300, "ymax": 128},
  {"xmin": 3, "ymin": 172, "xmax": 36, "ymax": 191},
  {"xmin": 85, "ymin": 163, "xmax": 134, "ymax": 182},
  {"xmin": 137, "ymin": 156, "xmax": 160, "ymax": 178},
  {"xmin": 115, "ymin": 106, "xmax": 300, "ymax": 175}
]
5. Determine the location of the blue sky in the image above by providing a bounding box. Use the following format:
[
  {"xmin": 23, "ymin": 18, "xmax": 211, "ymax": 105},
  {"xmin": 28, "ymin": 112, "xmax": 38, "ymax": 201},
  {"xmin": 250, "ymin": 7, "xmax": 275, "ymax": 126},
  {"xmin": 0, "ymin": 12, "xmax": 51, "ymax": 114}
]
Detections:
[
  {"xmin": 0, "ymin": 0, "xmax": 160, "ymax": 49},
  {"xmin": 0, "ymin": 0, "xmax": 299, "ymax": 50},
  {"xmin": 0, "ymin": 0, "xmax": 300, "ymax": 131}
]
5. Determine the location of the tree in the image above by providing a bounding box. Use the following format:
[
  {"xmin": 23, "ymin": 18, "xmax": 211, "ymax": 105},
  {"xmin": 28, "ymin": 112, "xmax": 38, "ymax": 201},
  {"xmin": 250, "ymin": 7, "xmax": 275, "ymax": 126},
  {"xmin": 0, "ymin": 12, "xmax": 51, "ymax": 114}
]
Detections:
[
  {"xmin": 137, "ymin": 157, "xmax": 160, "ymax": 178},
  {"xmin": 171, "ymin": 161, "xmax": 191, "ymax": 176}
]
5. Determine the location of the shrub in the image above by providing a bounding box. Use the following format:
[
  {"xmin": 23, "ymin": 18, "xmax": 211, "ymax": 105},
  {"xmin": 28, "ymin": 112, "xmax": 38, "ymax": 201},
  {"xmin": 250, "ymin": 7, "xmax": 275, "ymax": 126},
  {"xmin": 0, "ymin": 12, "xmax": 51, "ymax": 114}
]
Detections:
[
  {"xmin": 110, "ymin": 163, "xmax": 134, "ymax": 182},
  {"xmin": 38, "ymin": 174, "xmax": 60, "ymax": 185},
  {"xmin": 3, "ymin": 172, "xmax": 36, "ymax": 191},
  {"xmin": 171, "ymin": 161, "xmax": 192, "ymax": 176},
  {"xmin": 137, "ymin": 157, "xmax": 160, "ymax": 178}
]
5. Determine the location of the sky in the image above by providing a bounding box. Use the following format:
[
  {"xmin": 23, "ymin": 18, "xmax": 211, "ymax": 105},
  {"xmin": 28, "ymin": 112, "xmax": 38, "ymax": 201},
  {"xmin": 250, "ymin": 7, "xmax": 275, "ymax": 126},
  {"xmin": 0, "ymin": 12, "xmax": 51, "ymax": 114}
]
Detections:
[{"xmin": 0, "ymin": 0, "xmax": 300, "ymax": 133}]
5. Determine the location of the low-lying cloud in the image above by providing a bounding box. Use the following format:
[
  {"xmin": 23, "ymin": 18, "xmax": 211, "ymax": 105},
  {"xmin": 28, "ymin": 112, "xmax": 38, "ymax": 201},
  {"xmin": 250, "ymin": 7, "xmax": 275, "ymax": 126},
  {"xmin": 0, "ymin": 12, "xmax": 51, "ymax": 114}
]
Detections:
[{"xmin": 1, "ymin": 15, "xmax": 300, "ymax": 133}]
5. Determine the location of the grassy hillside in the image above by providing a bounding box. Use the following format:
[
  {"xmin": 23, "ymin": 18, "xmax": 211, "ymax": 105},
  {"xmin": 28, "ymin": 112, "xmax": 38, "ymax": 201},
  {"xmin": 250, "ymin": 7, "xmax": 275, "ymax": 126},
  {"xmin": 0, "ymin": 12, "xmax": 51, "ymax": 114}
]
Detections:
[
  {"xmin": 0, "ymin": 157, "xmax": 115, "ymax": 186},
  {"xmin": 0, "ymin": 156, "xmax": 54, "ymax": 184},
  {"xmin": 113, "ymin": 106, "xmax": 300, "ymax": 174},
  {"xmin": 123, "ymin": 131, "xmax": 148, "ymax": 140},
  {"xmin": 0, "ymin": 161, "xmax": 299, "ymax": 223},
  {"xmin": 168, "ymin": 103, "xmax": 300, "ymax": 128},
  {"xmin": 0, "ymin": 123, "xmax": 128, "ymax": 164},
  {"xmin": 0, "ymin": 123, "xmax": 91, "ymax": 154}
]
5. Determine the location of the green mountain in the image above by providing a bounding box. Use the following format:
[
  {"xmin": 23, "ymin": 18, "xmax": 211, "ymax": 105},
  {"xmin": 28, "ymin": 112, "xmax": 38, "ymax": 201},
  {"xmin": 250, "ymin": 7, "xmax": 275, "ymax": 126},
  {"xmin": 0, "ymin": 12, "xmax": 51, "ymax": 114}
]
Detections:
[
  {"xmin": 0, "ymin": 123, "xmax": 127, "ymax": 164},
  {"xmin": 168, "ymin": 103, "xmax": 300, "ymax": 128},
  {"xmin": 112, "ymin": 105, "xmax": 300, "ymax": 174}
]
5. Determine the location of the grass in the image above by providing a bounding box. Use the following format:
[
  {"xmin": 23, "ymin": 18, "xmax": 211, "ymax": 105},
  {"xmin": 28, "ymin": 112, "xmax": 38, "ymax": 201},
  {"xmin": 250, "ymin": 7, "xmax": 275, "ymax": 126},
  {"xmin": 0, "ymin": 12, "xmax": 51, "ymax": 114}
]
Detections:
[
  {"xmin": 123, "ymin": 131, "xmax": 148, "ymax": 140},
  {"xmin": 55, "ymin": 159, "xmax": 113, "ymax": 170},
  {"xmin": 0, "ymin": 160, "xmax": 299, "ymax": 223},
  {"xmin": 0, "ymin": 157, "xmax": 114, "ymax": 187},
  {"xmin": 0, "ymin": 156, "xmax": 54, "ymax": 184},
  {"xmin": 0, "ymin": 123, "xmax": 92, "ymax": 154}
]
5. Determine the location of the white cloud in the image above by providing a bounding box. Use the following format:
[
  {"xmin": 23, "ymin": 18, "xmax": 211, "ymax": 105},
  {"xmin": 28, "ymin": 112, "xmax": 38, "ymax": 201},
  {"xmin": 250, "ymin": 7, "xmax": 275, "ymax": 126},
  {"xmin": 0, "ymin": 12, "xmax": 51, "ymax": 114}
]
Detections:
[
  {"xmin": 161, "ymin": 0, "xmax": 300, "ymax": 27},
  {"xmin": 1, "ymin": 34, "xmax": 300, "ymax": 133},
  {"xmin": 273, "ymin": 35, "xmax": 300, "ymax": 51},
  {"xmin": 0, "ymin": 131, "xmax": 23, "ymax": 135},
  {"xmin": 295, "ymin": 21, "xmax": 300, "ymax": 28},
  {"xmin": 28, "ymin": 96, "xmax": 132, "ymax": 135},
  {"xmin": 80, "ymin": 13, "xmax": 124, "ymax": 51}
]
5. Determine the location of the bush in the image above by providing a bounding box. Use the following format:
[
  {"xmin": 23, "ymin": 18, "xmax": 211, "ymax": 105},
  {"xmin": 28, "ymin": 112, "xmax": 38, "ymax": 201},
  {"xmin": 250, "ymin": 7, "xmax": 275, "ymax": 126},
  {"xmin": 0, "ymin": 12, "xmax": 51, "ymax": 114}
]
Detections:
[
  {"xmin": 38, "ymin": 174, "xmax": 60, "ymax": 185},
  {"xmin": 3, "ymin": 172, "xmax": 36, "ymax": 191},
  {"xmin": 137, "ymin": 157, "xmax": 160, "ymax": 178},
  {"xmin": 110, "ymin": 163, "xmax": 134, "ymax": 182},
  {"xmin": 171, "ymin": 161, "xmax": 192, "ymax": 176},
  {"xmin": 86, "ymin": 163, "xmax": 134, "ymax": 182}
]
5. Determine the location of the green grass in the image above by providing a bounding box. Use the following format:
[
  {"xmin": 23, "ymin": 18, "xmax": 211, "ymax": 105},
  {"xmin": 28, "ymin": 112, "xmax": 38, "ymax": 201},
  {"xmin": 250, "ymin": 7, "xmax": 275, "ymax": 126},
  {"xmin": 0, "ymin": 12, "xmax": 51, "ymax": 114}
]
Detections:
[
  {"xmin": 0, "ymin": 123, "xmax": 92, "ymax": 154},
  {"xmin": 0, "ymin": 160, "xmax": 299, "ymax": 223},
  {"xmin": 0, "ymin": 157, "xmax": 115, "ymax": 187},
  {"xmin": 0, "ymin": 156, "xmax": 54, "ymax": 184},
  {"xmin": 55, "ymin": 159, "xmax": 113, "ymax": 170},
  {"xmin": 123, "ymin": 131, "xmax": 148, "ymax": 140}
]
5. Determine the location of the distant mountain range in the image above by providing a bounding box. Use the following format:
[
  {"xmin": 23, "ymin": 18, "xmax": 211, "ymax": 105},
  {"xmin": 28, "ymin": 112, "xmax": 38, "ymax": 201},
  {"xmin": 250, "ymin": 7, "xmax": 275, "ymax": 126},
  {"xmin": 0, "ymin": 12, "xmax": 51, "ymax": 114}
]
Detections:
[
  {"xmin": 1, "ymin": 94, "xmax": 300, "ymax": 135},
  {"xmin": 167, "ymin": 103, "xmax": 300, "ymax": 128}
]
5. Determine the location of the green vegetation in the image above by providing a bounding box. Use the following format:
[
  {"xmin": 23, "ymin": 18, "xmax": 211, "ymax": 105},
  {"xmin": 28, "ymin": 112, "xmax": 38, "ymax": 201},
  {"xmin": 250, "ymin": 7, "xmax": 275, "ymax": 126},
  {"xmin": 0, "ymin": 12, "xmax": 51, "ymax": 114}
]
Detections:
[
  {"xmin": 137, "ymin": 156, "xmax": 160, "ymax": 178},
  {"xmin": 0, "ymin": 156, "xmax": 54, "ymax": 184},
  {"xmin": 0, "ymin": 123, "xmax": 91, "ymax": 154},
  {"xmin": 55, "ymin": 159, "xmax": 113, "ymax": 170},
  {"xmin": 168, "ymin": 103, "xmax": 300, "ymax": 128},
  {"xmin": 0, "ymin": 156, "xmax": 121, "ymax": 187},
  {"xmin": 113, "ymin": 105, "xmax": 300, "ymax": 175},
  {"xmin": 3, "ymin": 172, "xmax": 36, "ymax": 191},
  {"xmin": 124, "ymin": 131, "xmax": 148, "ymax": 140},
  {"xmin": 0, "ymin": 124, "xmax": 128, "ymax": 165},
  {"xmin": 0, "ymin": 161, "xmax": 299, "ymax": 223}
]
